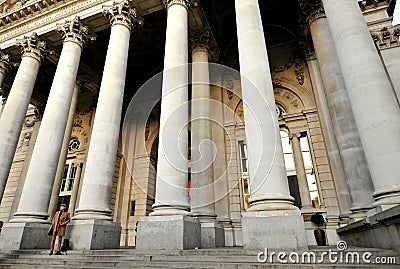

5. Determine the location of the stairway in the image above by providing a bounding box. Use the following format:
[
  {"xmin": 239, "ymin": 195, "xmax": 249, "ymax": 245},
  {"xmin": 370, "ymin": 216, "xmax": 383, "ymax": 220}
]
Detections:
[{"xmin": 0, "ymin": 247, "xmax": 399, "ymax": 268}]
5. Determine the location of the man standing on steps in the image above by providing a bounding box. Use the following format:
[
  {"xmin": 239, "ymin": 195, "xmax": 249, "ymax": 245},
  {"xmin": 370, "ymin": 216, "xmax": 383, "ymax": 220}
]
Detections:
[{"xmin": 49, "ymin": 204, "xmax": 70, "ymax": 255}]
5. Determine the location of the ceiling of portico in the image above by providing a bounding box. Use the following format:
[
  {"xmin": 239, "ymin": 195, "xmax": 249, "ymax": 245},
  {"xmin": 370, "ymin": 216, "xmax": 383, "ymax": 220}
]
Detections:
[{"xmin": 1, "ymin": 0, "xmax": 302, "ymax": 113}]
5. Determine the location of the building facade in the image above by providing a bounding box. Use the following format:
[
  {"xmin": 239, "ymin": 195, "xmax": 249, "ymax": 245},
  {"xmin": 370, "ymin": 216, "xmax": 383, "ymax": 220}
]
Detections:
[{"xmin": 0, "ymin": 0, "xmax": 400, "ymax": 251}]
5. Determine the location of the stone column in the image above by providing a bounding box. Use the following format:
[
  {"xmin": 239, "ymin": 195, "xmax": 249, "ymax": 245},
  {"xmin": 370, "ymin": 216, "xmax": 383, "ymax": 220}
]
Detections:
[
  {"xmin": 0, "ymin": 33, "xmax": 45, "ymax": 203},
  {"xmin": 0, "ymin": 50, "xmax": 10, "ymax": 116},
  {"xmin": 190, "ymin": 30, "xmax": 224, "ymax": 248},
  {"xmin": 322, "ymin": 0, "xmax": 400, "ymax": 208},
  {"xmin": 289, "ymin": 133, "xmax": 313, "ymax": 210},
  {"xmin": 68, "ymin": 162, "xmax": 83, "ymax": 216},
  {"xmin": 68, "ymin": 1, "xmax": 142, "ymax": 250},
  {"xmin": 300, "ymin": 0, "xmax": 375, "ymax": 218},
  {"xmin": 235, "ymin": 0, "xmax": 307, "ymax": 250},
  {"xmin": 0, "ymin": 18, "xmax": 92, "ymax": 251},
  {"xmin": 48, "ymin": 82, "xmax": 80, "ymax": 219},
  {"xmin": 211, "ymin": 85, "xmax": 234, "ymax": 246},
  {"xmin": 136, "ymin": 0, "xmax": 201, "ymax": 250}
]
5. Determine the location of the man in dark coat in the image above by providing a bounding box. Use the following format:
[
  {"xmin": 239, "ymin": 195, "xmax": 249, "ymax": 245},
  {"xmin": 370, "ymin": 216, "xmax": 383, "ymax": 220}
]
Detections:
[{"xmin": 49, "ymin": 204, "xmax": 70, "ymax": 255}]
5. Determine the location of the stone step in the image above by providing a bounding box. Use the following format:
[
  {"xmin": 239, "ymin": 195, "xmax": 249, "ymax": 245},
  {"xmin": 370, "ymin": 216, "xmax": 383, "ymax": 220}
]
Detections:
[
  {"xmin": 0, "ymin": 262, "xmax": 397, "ymax": 269},
  {"xmin": 1, "ymin": 248, "xmax": 399, "ymax": 269}
]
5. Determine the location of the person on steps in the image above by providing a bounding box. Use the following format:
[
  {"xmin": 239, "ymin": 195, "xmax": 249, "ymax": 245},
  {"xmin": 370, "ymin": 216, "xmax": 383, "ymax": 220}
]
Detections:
[{"xmin": 49, "ymin": 204, "xmax": 70, "ymax": 255}]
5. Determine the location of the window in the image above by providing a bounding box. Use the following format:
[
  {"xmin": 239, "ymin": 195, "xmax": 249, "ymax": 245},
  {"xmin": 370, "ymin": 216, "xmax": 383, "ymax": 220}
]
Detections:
[
  {"xmin": 68, "ymin": 138, "xmax": 80, "ymax": 151},
  {"xmin": 239, "ymin": 141, "xmax": 250, "ymax": 209},
  {"xmin": 59, "ymin": 161, "xmax": 78, "ymax": 195},
  {"xmin": 300, "ymin": 136, "xmax": 321, "ymax": 209},
  {"xmin": 130, "ymin": 201, "xmax": 136, "ymax": 216}
]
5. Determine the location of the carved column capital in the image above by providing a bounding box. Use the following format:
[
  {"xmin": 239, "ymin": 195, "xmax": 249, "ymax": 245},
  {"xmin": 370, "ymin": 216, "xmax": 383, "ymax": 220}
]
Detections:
[
  {"xmin": 190, "ymin": 29, "xmax": 212, "ymax": 54},
  {"xmin": 299, "ymin": 0, "xmax": 325, "ymax": 25},
  {"xmin": 16, "ymin": 32, "xmax": 46, "ymax": 64},
  {"xmin": 0, "ymin": 50, "xmax": 10, "ymax": 75},
  {"xmin": 103, "ymin": 0, "xmax": 143, "ymax": 31},
  {"xmin": 163, "ymin": 0, "xmax": 194, "ymax": 10},
  {"xmin": 56, "ymin": 17, "xmax": 96, "ymax": 48}
]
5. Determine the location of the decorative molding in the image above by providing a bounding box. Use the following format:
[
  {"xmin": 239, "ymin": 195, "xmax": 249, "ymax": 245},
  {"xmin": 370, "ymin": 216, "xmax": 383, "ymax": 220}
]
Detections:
[
  {"xmin": 271, "ymin": 54, "xmax": 306, "ymax": 86},
  {"xmin": 0, "ymin": 0, "xmax": 62, "ymax": 17},
  {"xmin": 358, "ymin": 0, "xmax": 390, "ymax": 11},
  {"xmin": 0, "ymin": 49, "xmax": 10, "ymax": 75},
  {"xmin": 56, "ymin": 16, "xmax": 96, "ymax": 48},
  {"xmin": 0, "ymin": 0, "xmax": 109, "ymax": 45},
  {"xmin": 103, "ymin": 0, "xmax": 143, "ymax": 31},
  {"xmin": 16, "ymin": 32, "xmax": 46, "ymax": 63},
  {"xmin": 371, "ymin": 25, "xmax": 400, "ymax": 50}
]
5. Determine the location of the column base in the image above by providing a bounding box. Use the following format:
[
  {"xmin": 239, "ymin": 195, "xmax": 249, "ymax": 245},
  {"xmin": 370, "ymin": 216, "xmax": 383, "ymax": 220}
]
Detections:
[
  {"xmin": 0, "ymin": 222, "xmax": 51, "ymax": 250},
  {"xmin": 199, "ymin": 221, "xmax": 225, "ymax": 248},
  {"xmin": 242, "ymin": 210, "xmax": 308, "ymax": 250},
  {"xmin": 136, "ymin": 215, "xmax": 201, "ymax": 250},
  {"xmin": 65, "ymin": 219, "xmax": 121, "ymax": 250}
]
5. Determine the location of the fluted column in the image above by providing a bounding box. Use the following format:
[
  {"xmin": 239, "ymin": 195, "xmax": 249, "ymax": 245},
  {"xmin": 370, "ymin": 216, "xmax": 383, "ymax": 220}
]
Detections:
[
  {"xmin": 48, "ymin": 82, "xmax": 80, "ymax": 219},
  {"xmin": 322, "ymin": 0, "xmax": 400, "ymax": 208},
  {"xmin": 300, "ymin": 1, "xmax": 375, "ymax": 217},
  {"xmin": 74, "ymin": 1, "xmax": 142, "ymax": 221},
  {"xmin": 151, "ymin": 0, "xmax": 191, "ymax": 216},
  {"xmin": 0, "ymin": 33, "xmax": 45, "ymax": 202},
  {"xmin": 235, "ymin": 0, "xmax": 307, "ymax": 250},
  {"xmin": 12, "ymin": 17, "xmax": 93, "ymax": 223},
  {"xmin": 289, "ymin": 133, "xmax": 313, "ymax": 209}
]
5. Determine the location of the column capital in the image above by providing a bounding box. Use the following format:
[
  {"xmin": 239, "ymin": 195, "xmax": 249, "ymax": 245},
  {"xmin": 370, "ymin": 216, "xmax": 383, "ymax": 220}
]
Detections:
[
  {"xmin": 289, "ymin": 132, "xmax": 302, "ymax": 140},
  {"xmin": 0, "ymin": 50, "xmax": 10, "ymax": 75},
  {"xmin": 299, "ymin": 0, "xmax": 325, "ymax": 24},
  {"xmin": 190, "ymin": 28, "xmax": 212, "ymax": 54},
  {"xmin": 56, "ymin": 17, "xmax": 96, "ymax": 48},
  {"xmin": 16, "ymin": 33, "xmax": 46, "ymax": 64},
  {"xmin": 103, "ymin": 0, "xmax": 144, "ymax": 31},
  {"xmin": 163, "ymin": 0, "xmax": 194, "ymax": 10}
]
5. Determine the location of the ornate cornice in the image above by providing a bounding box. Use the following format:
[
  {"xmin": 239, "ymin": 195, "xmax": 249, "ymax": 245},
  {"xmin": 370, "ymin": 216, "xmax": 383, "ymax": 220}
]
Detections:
[
  {"xmin": 16, "ymin": 32, "xmax": 46, "ymax": 63},
  {"xmin": 189, "ymin": 28, "xmax": 212, "ymax": 53},
  {"xmin": 163, "ymin": 0, "xmax": 194, "ymax": 10},
  {"xmin": 358, "ymin": 0, "xmax": 390, "ymax": 12},
  {"xmin": 0, "ymin": 0, "xmax": 63, "ymax": 19},
  {"xmin": 371, "ymin": 25, "xmax": 400, "ymax": 50},
  {"xmin": 0, "ymin": 49, "xmax": 10, "ymax": 75},
  {"xmin": 299, "ymin": 0, "xmax": 325, "ymax": 24},
  {"xmin": 103, "ymin": 0, "xmax": 144, "ymax": 31},
  {"xmin": 56, "ymin": 16, "xmax": 96, "ymax": 48}
]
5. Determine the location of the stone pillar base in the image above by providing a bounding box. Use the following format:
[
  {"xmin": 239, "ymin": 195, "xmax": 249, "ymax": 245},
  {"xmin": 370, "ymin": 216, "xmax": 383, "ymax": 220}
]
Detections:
[
  {"xmin": 200, "ymin": 221, "xmax": 225, "ymax": 248},
  {"xmin": 0, "ymin": 222, "xmax": 51, "ymax": 250},
  {"xmin": 65, "ymin": 219, "xmax": 121, "ymax": 250},
  {"xmin": 242, "ymin": 211, "xmax": 308, "ymax": 250},
  {"xmin": 136, "ymin": 215, "xmax": 201, "ymax": 250}
]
